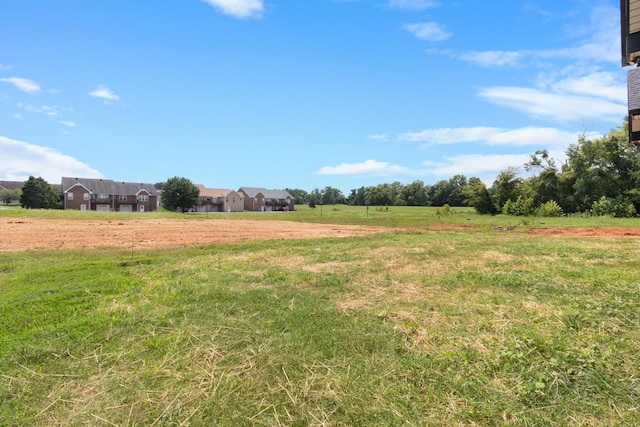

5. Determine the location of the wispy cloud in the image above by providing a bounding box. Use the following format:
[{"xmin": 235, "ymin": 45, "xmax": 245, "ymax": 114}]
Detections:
[
  {"xmin": 424, "ymin": 153, "xmax": 531, "ymax": 177},
  {"xmin": 201, "ymin": 0, "xmax": 263, "ymax": 19},
  {"xmin": 88, "ymin": 85, "xmax": 120, "ymax": 102},
  {"xmin": 478, "ymin": 86, "xmax": 625, "ymax": 122},
  {"xmin": 59, "ymin": 120, "xmax": 77, "ymax": 128},
  {"xmin": 18, "ymin": 102, "xmax": 74, "ymax": 118},
  {"xmin": 316, "ymin": 159, "xmax": 417, "ymax": 176},
  {"xmin": 398, "ymin": 126, "xmax": 599, "ymax": 147},
  {"xmin": 404, "ymin": 22, "xmax": 451, "ymax": 41},
  {"xmin": 0, "ymin": 135, "xmax": 103, "ymax": 182},
  {"xmin": 368, "ymin": 134, "xmax": 388, "ymax": 141},
  {"xmin": 389, "ymin": 0, "xmax": 438, "ymax": 11},
  {"xmin": 0, "ymin": 77, "xmax": 40, "ymax": 94},
  {"xmin": 462, "ymin": 51, "xmax": 524, "ymax": 67}
]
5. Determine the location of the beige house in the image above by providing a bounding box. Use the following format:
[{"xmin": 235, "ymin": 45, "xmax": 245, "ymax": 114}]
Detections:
[{"xmin": 195, "ymin": 185, "xmax": 244, "ymax": 212}]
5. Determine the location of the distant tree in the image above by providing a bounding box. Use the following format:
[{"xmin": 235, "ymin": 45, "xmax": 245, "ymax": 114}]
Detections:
[
  {"xmin": 285, "ymin": 188, "xmax": 308, "ymax": 204},
  {"xmin": 399, "ymin": 180, "xmax": 429, "ymax": 206},
  {"xmin": 0, "ymin": 188, "xmax": 21, "ymax": 205},
  {"xmin": 308, "ymin": 188, "xmax": 322, "ymax": 206},
  {"xmin": 347, "ymin": 187, "xmax": 367, "ymax": 206},
  {"xmin": 491, "ymin": 168, "xmax": 522, "ymax": 213},
  {"xmin": 366, "ymin": 183, "xmax": 393, "ymax": 206},
  {"xmin": 463, "ymin": 177, "xmax": 496, "ymax": 214},
  {"xmin": 160, "ymin": 176, "xmax": 200, "ymax": 212},
  {"xmin": 20, "ymin": 176, "xmax": 60, "ymax": 209},
  {"xmin": 320, "ymin": 186, "xmax": 345, "ymax": 204}
]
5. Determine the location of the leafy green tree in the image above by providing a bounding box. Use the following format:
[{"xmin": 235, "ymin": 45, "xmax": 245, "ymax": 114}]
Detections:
[
  {"xmin": 285, "ymin": 188, "xmax": 308, "ymax": 204},
  {"xmin": 366, "ymin": 183, "xmax": 393, "ymax": 206},
  {"xmin": 0, "ymin": 188, "xmax": 21, "ymax": 205},
  {"xmin": 19, "ymin": 176, "xmax": 60, "ymax": 209},
  {"xmin": 347, "ymin": 187, "xmax": 367, "ymax": 206},
  {"xmin": 429, "ymin": 175, "xmax": 468, "ymax": 206},
  {"xmin": 491, "ymin": 168, "xmax": 522, "ymax": 213},
  {"xmin": 399, "ymin": 180, "xmax": 429, "ymax": 206},
  {"xmin": 463, "ymin": 177, "xmax": 496, "ymax": 214},
  {"xmin": 320, "ymin": 186, "xmax": 346, "ymax": 205},
  {"xmin": 561, "ymin": 125, "xmax": 640, "ymax": 212},
  {"xmin": 160, "ymin": 176, "xmax": 200, "ymax": 212}
]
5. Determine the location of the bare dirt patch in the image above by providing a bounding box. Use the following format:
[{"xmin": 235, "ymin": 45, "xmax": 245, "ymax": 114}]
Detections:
[{"xmin": 0, "ymin": 217, "xmax": 391, "ymax": 252}]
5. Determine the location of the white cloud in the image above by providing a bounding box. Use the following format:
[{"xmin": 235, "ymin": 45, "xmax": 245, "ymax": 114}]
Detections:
[
  {"xmin": 59, "ymin": 120, "xmax": 77, "ymax": 128},
  {"xmin": 316, "ymin": 159, "xmax": 416, "ymax": 176},
  {"xmin": 455, "ymin": 3, "xmax": 619, "ymax": 68},
  {"xmin": 398, "ymin": 126, "xmax": 598, "ymax": 148},
  {"xmin": 389, "ymin": 0, "xmax": 438, "ymax": 11},
  {"xmin": 404, "ymin": 22, "xmax": 451, "ymax": 41},
  {"xmin": 18, "ymin": 103, "xmax": 74, "ymax": 118},
  {"xmin": 201, "ymin": 0, "xmax": 263, "ymax": 19},
  {"xmin": 0, "ymin": 136, "xmax": 103, "ymax": 182},
  {"xmin": 478, "ymin": 86, "xmax": 626, "ymax": 122},
  {"xmin": 463, "ymin": 50, "xmax": 523, "ymax": 67},
  {"xmin": 425, "ymin": 153, "xmax": 530, "ymax": 177},
  {"xmin": 0, "ymin": 77, "xmax": 40, "ymax": 94},
  {"xmin": 368, "ymin": 134, "xmax": 388, "ymax": 141},
  {"xmin": 88, "ymin": 85, "xmax": 120, "ymax": 101},
  {"xmin": 398, "ymin": 126, "xmax": 503, "ymax": 144}
]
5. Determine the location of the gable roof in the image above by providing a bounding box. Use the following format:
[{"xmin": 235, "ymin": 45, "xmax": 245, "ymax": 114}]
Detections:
[
  {"xmin": 239, "ymin": 187, "xmax": 294, "ymax": 200},
  {"xmin": 61, "ymin": 177, "xmax": 158, "ymax": 196},
  {"xmin": 0, "ymin": 180, "xmax": 24, "ymax": 190},
  {"xmin": 195, "ymin": 185, "xmax": 242, "ymax": 199}
]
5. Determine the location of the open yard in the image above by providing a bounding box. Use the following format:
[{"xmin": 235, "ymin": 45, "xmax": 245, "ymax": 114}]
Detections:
[
  {"xmin": 1, "ymin": 209, "xmax": 639, "ymax": 426},
  {"xmin": 2, "ymin": 215, "xmax": 640, "ymax": 252}
]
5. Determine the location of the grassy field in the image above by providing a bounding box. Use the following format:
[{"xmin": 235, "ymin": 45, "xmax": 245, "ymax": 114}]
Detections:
[{"xmin": 1, "ymin": 208, "xmax": 639, "ymax": 425}]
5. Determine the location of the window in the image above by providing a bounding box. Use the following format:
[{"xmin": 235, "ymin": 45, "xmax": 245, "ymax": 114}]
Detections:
[
  {"xmin": 119, "ymin": 194, "xmax": 127, "ymax": 202},
  {"xmin": 137, "ymin": 194, "xmax": 149, "ymax": 202},
  {"xmin": 98, "ymin": 193, "xmax": 109, "ymax": 200},
  {"xmin": 67, "ymin": 193, "xmax": 73, "ymax": 200},
  {"xmin": 83, "ymin": 193, "xmax": 90, "ymax": 200}
]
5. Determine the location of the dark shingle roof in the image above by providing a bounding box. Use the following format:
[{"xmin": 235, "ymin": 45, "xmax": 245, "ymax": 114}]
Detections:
[
  {"xmin": 239, "ymin": 187, "xmax": 294, "ymax": 200},
  {"xmin": 61, "ymin": 177, "xmax": 158, "ymax": 196}
]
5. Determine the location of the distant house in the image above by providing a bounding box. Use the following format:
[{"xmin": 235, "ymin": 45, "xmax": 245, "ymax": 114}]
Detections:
[
  {"xmin": 195, "ymin": 185, "xmax": 244, "ymax": 212},
  {"xmin": 61, "ymin": 177, "xmax": 158, "ymax": 212},
  {"xmin": 238, "ymin": 187, "xmax": 295, "ymax": 212}
]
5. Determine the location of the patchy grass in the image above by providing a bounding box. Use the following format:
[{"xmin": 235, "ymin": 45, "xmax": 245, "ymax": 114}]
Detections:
[{"xmin": 1, "ymin": 229, "xmax": 639, "ymax": 425}]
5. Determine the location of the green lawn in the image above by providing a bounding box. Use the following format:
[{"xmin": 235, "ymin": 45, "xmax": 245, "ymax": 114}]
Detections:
[{"xmin": 1, "ymin": 209, "xmax": 639, "ymax": 425}]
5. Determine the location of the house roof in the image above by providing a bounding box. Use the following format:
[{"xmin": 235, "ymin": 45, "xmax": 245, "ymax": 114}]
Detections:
[
  {"xmin": 61, "ymin": 177, "xmax": 158, "ymax": 196},
  {"xmin": 239, "ymin": 187, "xmax": 294, "ymax": 200},
  {"xmin": 195, "ymin": 185, "xmax": 242, "ymax": 199},
  {"xmin": 0, "ymin": 180, "xmax": 24, "ymax": 190}
]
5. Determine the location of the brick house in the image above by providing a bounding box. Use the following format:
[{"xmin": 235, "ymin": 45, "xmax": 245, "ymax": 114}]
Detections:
[
  {"xmin": 195, "ymin": 185, "xmax": 244, "ymax": 212},
  {"xmin": 62, "ymin": 177, "xmax": 158, "ymax": 212},
  {"xmin": 238, "ymin": 187, "xmax": 295, "ymax": 211}
]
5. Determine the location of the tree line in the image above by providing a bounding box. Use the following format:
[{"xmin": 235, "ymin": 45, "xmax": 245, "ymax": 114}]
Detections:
[
  {"xmin": 287, "ymin": 120, "xmax": 640, "ymax": 217},
  {"xmin": 9, "ymin": 120, "xmax": 640, "ymax": 216}
]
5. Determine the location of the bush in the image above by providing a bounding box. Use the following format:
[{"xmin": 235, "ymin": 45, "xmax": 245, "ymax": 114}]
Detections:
[
  {"xmin": 502, "ymin": 196, "xmax": 535, "ymax": 216},
  {"xmin": 537, "ymin": 200, "xmax": 564, "ymax": 217},
  {"xmin": 591, "ymin": 196, "xmax": 636, "ymax": 217}
]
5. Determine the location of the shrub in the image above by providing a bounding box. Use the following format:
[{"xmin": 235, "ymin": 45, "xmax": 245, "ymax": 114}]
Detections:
[
  {"xmin": 537, "ymin": 200, "xmax": 564, "ymax": 217},
  {"xmin": 503, "ymin": 196, "xmax": 535, "ymax": 216},
  {"xmin": 591, "ymin": 196, "xmax": 636, "ymax": 218}
]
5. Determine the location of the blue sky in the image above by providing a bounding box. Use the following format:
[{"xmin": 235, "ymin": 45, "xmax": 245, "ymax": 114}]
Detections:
[{"xmin": 0, "ymin": 0, "xmax": 628, "ymax": 193}]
